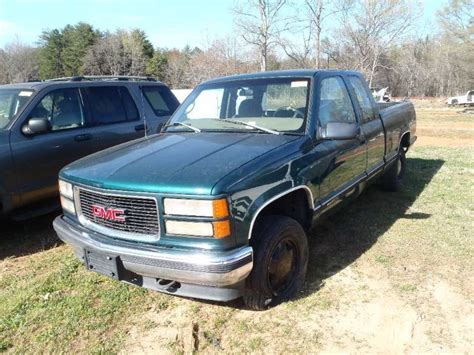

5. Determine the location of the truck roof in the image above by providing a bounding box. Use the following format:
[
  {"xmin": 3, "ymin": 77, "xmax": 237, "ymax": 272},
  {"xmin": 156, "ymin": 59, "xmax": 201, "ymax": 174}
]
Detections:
[{"xmin": 202, "ymin": 69, "xmax": 363, "ymax": 85}]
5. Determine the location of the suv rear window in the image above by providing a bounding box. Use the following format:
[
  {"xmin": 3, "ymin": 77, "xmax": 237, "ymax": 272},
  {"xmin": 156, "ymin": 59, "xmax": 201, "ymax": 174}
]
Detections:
[
  {"xmin": 84, "ymin": 86, "xmax": 139, "ymax": 125},
  {"xmin": 142, "ymin": 86, "xmax": 179, "ymax": 117}
]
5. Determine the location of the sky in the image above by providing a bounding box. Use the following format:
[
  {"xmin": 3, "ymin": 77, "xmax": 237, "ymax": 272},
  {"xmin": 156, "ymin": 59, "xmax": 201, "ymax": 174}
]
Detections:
[{"xmin": 0, "ymin": 0, "xmax": 447, "ymax": 49}]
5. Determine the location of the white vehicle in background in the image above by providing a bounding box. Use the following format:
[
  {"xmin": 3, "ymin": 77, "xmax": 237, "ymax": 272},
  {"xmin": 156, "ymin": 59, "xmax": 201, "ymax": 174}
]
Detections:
[
  {"xmin": 172, "ymin": 89, "xmax": 193, "ymax": 103},
  {"xmin": 446, "ymin": 91, "xmax": 474, "ymax": 106},
  {"xmin": 371, "ymin": 87, "xmax": 391, "ymax": 102}
]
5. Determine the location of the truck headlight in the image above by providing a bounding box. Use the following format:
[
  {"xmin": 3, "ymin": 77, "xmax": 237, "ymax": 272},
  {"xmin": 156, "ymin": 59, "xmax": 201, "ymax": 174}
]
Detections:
[
  {"xmin": 59, "ymin": 179, "xmax": 75, "ymax": 215},
  {"xmin": 60, "ymin": 195, "xmax": 75, "ymax": 214},
  {"xmin": 165, "ymin": 220, "xmax": 213, "ymax": 237},
  {"xmin": 59, "ymin": 180, "xmax": 73, "ymax": 199},
  {"xmin": 163, "ymin": 198, "xmax": 229, "ymax": 218},
  {"xmin": 165, "ymin": 220, "xmax": 231, "ymax": 238},
  {"xmin": 164, "ymin": 198, "xmax": 231, "ymax": 238}
]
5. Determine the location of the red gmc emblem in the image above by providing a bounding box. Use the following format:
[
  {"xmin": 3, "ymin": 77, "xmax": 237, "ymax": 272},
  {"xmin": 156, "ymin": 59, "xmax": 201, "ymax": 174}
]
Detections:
[{"xmin": 92, "ymin": 205, "xmax": 126, "ymax": 222}]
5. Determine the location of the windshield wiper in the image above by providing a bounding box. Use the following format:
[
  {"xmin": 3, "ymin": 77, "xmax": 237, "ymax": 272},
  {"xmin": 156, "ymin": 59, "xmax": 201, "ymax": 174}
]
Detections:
[
  {"xmin": 216, "ymin": 119, "xmax": 280, "ymax": 135},
  {"xmin": 164, "ymin": 122, "xmax": 201, "ymax": 133}
]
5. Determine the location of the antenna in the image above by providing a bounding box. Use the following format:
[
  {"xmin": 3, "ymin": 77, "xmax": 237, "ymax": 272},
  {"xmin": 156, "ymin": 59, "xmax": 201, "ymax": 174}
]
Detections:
[{"xmin": 140, "ymin": 86, "xmax": 148, "ymax": 138}]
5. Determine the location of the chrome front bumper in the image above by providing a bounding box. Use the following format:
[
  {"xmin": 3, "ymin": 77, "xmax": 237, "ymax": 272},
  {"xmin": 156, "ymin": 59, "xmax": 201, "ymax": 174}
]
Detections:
[{"xmin": 53, "ymin": 216, "xmax": 253, "ymax": 300}]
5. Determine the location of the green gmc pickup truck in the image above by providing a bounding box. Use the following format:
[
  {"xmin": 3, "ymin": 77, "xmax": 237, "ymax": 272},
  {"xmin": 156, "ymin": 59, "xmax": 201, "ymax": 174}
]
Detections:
[{"xmin": 53, "ymin": 70, "xmax": 416, "ymax": 310}]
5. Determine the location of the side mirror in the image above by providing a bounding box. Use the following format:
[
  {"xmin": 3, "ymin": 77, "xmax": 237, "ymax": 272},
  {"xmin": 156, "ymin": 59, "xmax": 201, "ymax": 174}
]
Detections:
[
  {"xmin": 22, "ymin": 117, "xmax": 50, "ymax": 136},
  {"xmin": 321, "ymin": 121, "xmax": 358, "ymax": 140}
]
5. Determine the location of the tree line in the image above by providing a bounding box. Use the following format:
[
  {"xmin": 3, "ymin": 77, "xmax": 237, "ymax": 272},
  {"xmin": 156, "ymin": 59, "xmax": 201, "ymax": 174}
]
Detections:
[{"xmin": 0, "ymin": 0, "xmax": 472, "ymax": 97}]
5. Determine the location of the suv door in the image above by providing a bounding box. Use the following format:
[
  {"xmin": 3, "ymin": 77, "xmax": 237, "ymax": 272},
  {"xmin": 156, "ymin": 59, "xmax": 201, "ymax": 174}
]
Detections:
[
  {"xmin": 9, "ymin": 87, "xmax": 101, "ymax": 206},
  {"xmin": 81, "ymin": 86, "xmax": 143, "ymax": 149},
  {"xmin": 347, "ymin": 76, "xmax": 385, "ymax": 176},
  {"xmin": 317, "ymin": 75, "xmax": 367, "ymax": 206}
]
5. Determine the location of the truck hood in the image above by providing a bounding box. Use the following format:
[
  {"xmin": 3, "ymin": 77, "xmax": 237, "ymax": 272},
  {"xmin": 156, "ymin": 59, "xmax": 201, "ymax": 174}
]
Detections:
[{"xmin": 61, "ymin": 132, "xmax": 301, "ymax": 195}]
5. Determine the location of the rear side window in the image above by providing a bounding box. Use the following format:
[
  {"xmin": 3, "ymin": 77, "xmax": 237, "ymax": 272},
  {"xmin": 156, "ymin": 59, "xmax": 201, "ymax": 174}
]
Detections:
[
  {"xmin": 348, "ymin": 77, "xmax": 376, "ymax": 122},
  {"xmin": 119, "ymin": 87, "xmax": 139, "ymax": 121},
  {"xmin": 84, "ymin": 86, "xmax": 139, "ymax": 125},
  {"xmin": 142, "ymin": 86, "xmax": 179, "ymax": 117},
  {"xmin": 30, "ymin": 88, "xmax": 85, "ymax": 131},
  {"xmin": 319, "ymin": 77, "xmax": 356, "ymax": 127}
]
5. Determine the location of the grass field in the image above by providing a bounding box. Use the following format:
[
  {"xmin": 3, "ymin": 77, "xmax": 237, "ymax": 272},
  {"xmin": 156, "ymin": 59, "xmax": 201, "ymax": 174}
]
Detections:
[{"xmin": 1, "ymin": 101, "xmax": 473, "ymax": 354}]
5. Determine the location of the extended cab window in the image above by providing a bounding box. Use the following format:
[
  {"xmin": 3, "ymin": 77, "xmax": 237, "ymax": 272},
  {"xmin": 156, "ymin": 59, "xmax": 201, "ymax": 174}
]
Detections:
[
  {"xmin": 30, "ymin": 88, "xmax": 85, "ymax": 131},
  {"xmin": 84, "ymin": 86, "xmax": 138, "ymax": 125},
  {"xmin": 319, "ymin": 77, "xmax": 356, "ymax": 127},
  {"xmin": 349, "ymin": 76, "xmax": 376, "ymax": 122},
  {"xmin": 143, "ymin": 86, "xmax": 179, "ymax": 117}
]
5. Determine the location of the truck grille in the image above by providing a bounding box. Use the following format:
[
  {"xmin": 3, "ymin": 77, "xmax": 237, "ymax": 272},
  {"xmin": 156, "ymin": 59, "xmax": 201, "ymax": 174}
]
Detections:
[{"xmin": 77, "ymin": 188, "xmax": 159, "ymax": 238}]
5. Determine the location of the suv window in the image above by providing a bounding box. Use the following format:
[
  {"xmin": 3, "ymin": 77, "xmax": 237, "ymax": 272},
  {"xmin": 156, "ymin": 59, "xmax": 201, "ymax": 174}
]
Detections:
[
  {"xmin": 319, "ymin": 77, "xmax": 356, "ymax": 127},
  {"xmin": 30, "ymin": 88, "xmax": 85, "ymax": 131},
  {"xmin": 348, "ymin": 76, "xmax": 375, "ymax": 122},
  {"xmin": 84, "ymin": 86, "xmax": 138, "ymax": 125},
  {"xmin": 0, "ymin": 89, "xmax": 34, "ymax": 129},
  {"xmin": 143, "ymin": 86, "xmax": 179, "ymax": 117}
]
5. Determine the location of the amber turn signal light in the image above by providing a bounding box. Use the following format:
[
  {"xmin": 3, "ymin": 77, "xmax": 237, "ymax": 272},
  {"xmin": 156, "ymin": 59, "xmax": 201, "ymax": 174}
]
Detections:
[
  {"xmin": 213, "ymin": 220, "xmax": 231, "ymax": 238},
  {"xmin": 212, "ymin": 199, "xmax": 229, "ymax": 218}
]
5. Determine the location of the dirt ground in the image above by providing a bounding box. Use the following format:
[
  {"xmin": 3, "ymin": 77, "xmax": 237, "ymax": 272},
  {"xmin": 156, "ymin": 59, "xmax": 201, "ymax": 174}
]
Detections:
[{"xmin": 1, "ymin": 101, "xmax": 473, "ymax": 354}]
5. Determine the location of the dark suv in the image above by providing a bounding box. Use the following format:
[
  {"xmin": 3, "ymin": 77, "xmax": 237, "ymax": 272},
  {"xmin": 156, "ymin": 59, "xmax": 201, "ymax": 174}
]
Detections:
[{"xmin": 0, "ymin": 76, "xmax": 179, "ymax": 219}]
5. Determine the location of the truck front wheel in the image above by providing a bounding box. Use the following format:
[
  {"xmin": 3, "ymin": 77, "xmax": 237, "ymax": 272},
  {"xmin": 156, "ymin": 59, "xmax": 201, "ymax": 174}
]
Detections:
[{"xmin": 244, "ymin": 215, "xmax": 308, "ymax": 310}]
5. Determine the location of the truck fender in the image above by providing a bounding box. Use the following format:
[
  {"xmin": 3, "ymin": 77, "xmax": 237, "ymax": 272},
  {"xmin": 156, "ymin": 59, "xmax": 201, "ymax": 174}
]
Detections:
[{"xmin": 245, "ymin": 185, "xmax": 314, "ymax": 240}]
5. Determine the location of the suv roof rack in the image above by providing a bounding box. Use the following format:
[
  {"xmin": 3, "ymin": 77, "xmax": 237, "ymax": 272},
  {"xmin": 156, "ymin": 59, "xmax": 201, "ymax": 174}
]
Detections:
[{"xmin": 46, "ymin": 75, "xmax": 157, "ymax": 82}]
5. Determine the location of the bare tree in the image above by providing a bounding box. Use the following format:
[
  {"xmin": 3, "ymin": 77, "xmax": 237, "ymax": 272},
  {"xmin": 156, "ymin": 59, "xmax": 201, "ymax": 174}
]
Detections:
[
  {"xmin": 233, "ymin": 0, "xmax": 289, "ymax": 71},
  {"xmin": 164, "ymin": 49, "xmax": 192, "ymax": 88},
  {"xmin": 278, "ymin": 16, "xmax": 314, "ymax": 68},
  {"xmin": 303, "ymin": 0, "xmax": 350, "ymax": 68},
  {"xmin": 0, "ymin": 38, "xmax": 39, "ymax": 83},
  {"xmin": 340, "ymin": 0, "xmax": 418, "ymax": 87},
  {"xmin": 436, "ymin": 0, "xmax": 474, "ymax": 94},
  {"xmin": 83, "ymin": 30, "xmax": 151, "ymax": 76},
  {"xmin": 186, "ymin": 37, "xmax": 256, "ymax": 86}
]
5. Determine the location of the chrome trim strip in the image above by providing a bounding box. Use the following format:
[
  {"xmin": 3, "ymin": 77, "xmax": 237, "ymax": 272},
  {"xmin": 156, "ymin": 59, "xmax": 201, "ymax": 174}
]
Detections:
[
  {"xmin": 74, "ymin": 185, "xmax": 161, "ymax": 243},
  {"xmin": 247, "ymin": 185, "xmax": 315, "ymax": 239},
  {"xmin": 367, "ymin": 161, "xmax": 385, "ymax": 177},
  {"xmin": 319, "ymin": 173, "xmax": 366, "ymax": 210}
]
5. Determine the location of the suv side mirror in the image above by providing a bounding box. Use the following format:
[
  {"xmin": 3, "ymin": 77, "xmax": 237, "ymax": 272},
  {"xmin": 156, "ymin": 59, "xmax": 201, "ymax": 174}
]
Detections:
[
  {"xmin": 321, "ymin": 122, "xmax": 358, "ymax": 140},
  {"xmin": 22, "ymin": 117, "xmax": 50, "ymax": 136}
]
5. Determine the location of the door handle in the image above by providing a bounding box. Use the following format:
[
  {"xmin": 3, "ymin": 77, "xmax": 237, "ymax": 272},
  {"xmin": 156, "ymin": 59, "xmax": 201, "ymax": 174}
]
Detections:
[
  {"xmin": 135, "ymin": 124, "xmax": 145, "ymax": 132},
  {"xmin": 74, "ymin": 133, "xmax": 92, "ymax": 142}
]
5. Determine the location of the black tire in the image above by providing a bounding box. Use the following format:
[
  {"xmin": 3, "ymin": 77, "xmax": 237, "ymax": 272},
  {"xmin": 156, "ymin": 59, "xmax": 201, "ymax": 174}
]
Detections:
[
  {"xmin": 452, "ymin": 99, "xmax": 458, "ymax": 105},
  {"xmin": 243, "ymin": 215, "xmax": 308, "ymax": 311},
  {"xmin": 380, "ymin": 148, "xmax": 406, "ymax": 191}
]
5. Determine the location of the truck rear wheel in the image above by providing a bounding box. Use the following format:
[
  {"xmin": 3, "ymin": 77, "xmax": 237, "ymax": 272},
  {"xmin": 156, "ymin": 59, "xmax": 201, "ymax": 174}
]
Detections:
[
  {"xmin": 380, "ymin": 149, "xmax": 406, "ymax": 191},
  {"xmin": 243, "ymin": 215, "xmax": 308, "ymax": 311}
]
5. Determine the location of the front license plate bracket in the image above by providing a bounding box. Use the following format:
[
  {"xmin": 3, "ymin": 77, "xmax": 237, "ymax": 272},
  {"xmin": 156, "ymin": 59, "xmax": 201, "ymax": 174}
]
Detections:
[{"xmin": 84, "ymin": 249, "xmax": 121, "ymax": 280}]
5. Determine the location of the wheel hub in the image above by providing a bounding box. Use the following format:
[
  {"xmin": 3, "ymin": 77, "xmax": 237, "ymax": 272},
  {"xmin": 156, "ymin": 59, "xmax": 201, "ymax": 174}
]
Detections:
[{"xmin": 267, "ymin": 239, "xmax": 298, "ymax": 295}]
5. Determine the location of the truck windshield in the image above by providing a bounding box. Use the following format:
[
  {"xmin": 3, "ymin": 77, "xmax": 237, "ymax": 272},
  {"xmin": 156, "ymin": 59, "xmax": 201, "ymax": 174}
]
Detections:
[
  {"xmin": 0, "ymin": 89, "xmax": 34, "ymax": 129},
  {"xmin": 166, "ymin": 78, "xmax": 310, "ymax": 134}
]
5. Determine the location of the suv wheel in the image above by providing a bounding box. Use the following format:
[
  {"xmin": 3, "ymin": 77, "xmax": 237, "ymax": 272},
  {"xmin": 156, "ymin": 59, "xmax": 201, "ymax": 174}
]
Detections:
[
  {"xmin": 380, "ymin": 148, "xmax": 406, "ymax": 191},
  {"xmin": 243, "ymin": 215, "xmax": 308, "ymax": 311}
]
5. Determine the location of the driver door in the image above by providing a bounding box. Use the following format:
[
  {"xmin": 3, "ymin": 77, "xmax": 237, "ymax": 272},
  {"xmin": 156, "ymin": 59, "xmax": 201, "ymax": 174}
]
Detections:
[
  {"xmin": 316, "ymin": 76, "xmax": 367, "ymax": 207},
  {"xmin": 9, "ymin": 87, "xmax": 101, "ymax": 206}
]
